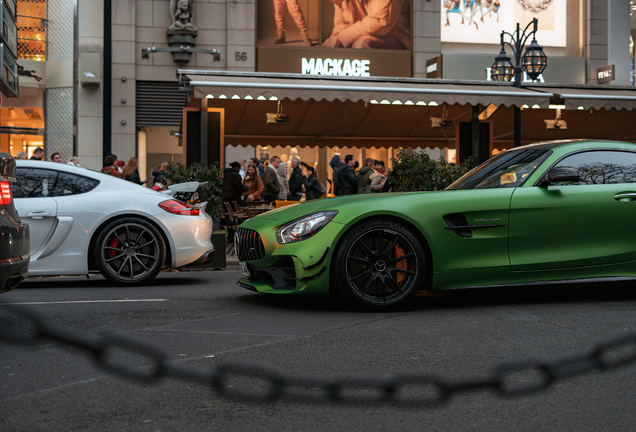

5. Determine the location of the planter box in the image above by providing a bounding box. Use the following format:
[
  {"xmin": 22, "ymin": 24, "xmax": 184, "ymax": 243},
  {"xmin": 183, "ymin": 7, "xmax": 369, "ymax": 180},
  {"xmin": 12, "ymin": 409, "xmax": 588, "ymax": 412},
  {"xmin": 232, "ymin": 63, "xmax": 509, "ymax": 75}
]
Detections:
[{"xmin": 209, "ymin": 233, "xmax": 227, "ymax": 269}]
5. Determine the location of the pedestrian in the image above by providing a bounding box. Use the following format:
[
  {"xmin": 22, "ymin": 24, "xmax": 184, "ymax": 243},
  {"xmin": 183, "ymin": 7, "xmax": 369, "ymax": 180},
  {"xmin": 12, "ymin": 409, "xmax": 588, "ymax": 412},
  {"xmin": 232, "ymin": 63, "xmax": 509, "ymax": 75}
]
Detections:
[
  {"xmin": 50, "ymin": 152, "xmax": 62, "ymax": 163},
  {"xmin": 251, "ymin": 157, "xmax": 264, "ymax": 177},
  {"xmin": 303, "ymin": 167, "xmax": 321, "ymax": 200},
  {"xmin": 275, "ymin": 163, "xmax": 289, "ymax": 201},
  {"xmin": 221, "ymin": 161, "xmax": 248, "ymax": 205},
  {"xmin": 238, "ymin": 159, "xmax": 247, "ymax": 181},
  {"xmin": 152, "ymin": 163, "xmax": 168, "ymax": 190},
  {"xmin": 101, "ymin": 155, "xmax": 122, "ymax": 178},
  {"xmin": 30, "ymin": 147, "xmax": 44, "ymax": 160},
  {"xmin": 122, "ymin": 157, "xmax": 147, "ymax": 185},
  {"xmin": 288, "ymin": 157, "xmax": 303, "ymax": 201},
  {"xmin": 15, "ymin": 151, "xmax": 27, "ymax": 160},
  {"xmin": 242, "ymin": 163, "xmax": 264, "ymax": 202},
  {"xmin": 107, "ymin": 154, "xmax": 123, "ymax": 175},
  {"xmin": 330, "ymin": 155, "xmax": 345, "ymax": 196},
  {"xmin": 369, "ymin": 166, "xmax": 388, "ymax": 192},
  {"xmin": 262, "ymin": 156, "xmax": 281, "ymax": 203},
  {"xmin": 356, "ymin": 157, "xmax": 375, "ymax": 194},
  {"xmin": 67, "ymin": 156, "xmax": 80, "ymax": 166},
  {"xmin": 337, "ymin": 154, "xmax": 357, "ymax": 195}
]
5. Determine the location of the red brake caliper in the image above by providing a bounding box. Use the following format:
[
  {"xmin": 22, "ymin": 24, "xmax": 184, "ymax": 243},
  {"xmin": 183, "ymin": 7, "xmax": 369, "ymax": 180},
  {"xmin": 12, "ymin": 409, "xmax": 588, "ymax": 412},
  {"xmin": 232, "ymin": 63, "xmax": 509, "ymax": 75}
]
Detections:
[{"xmin": 107, "ymin": 238, "xmax": 119, "ymax": 259}]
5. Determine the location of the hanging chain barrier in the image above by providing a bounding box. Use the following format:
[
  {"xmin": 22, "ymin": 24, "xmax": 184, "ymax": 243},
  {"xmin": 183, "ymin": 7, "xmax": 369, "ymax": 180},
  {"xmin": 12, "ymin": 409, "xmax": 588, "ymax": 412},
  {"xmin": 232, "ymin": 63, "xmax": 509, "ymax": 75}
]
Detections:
[{"xmin": 2, "ymin": 302, "xmax": 636, "ymax": 407}]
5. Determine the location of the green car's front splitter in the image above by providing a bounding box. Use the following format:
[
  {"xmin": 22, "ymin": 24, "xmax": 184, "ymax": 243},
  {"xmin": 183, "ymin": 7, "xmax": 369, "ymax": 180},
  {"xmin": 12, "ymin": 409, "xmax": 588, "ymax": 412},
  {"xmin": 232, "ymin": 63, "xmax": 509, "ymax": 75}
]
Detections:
[{"xmin": 236, "ymin": 221, "xmax": 345, "ymax": 296}]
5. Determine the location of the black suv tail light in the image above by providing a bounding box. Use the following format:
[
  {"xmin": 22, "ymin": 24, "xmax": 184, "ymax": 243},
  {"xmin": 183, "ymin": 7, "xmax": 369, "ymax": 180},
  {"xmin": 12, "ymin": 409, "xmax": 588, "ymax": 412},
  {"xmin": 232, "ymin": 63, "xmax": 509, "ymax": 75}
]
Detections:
[{"xmin": 0, "ymin": 181, "xmax": 11, "ymax": 205}]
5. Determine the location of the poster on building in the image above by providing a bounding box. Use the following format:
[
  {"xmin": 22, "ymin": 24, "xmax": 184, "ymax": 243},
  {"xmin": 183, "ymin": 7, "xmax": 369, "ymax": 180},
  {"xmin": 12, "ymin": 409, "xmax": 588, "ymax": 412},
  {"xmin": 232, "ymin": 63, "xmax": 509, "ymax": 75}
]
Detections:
[
  {"xmin": 440, "ymin": 0, "xmax": 566, "ymax": 47},
  {"xmin": 257, "ymin": 0, "xmax": 411, "ymax": 51}
]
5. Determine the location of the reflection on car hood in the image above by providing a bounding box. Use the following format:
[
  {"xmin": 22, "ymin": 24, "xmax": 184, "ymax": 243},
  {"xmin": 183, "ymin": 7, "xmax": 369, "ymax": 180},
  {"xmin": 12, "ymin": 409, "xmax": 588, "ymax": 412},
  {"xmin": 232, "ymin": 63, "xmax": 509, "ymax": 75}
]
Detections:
[{"xmin": 250, "ymin": 192, "xmax": 430, "ymax": 223}]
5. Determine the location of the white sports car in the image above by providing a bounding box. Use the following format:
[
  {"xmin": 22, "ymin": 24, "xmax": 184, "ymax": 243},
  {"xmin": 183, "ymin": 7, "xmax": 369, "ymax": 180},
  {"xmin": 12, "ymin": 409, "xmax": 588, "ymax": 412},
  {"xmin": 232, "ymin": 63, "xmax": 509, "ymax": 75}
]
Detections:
[{"xmin": 12, "ymin": 160, "xmax": 214, "ymax": 284}]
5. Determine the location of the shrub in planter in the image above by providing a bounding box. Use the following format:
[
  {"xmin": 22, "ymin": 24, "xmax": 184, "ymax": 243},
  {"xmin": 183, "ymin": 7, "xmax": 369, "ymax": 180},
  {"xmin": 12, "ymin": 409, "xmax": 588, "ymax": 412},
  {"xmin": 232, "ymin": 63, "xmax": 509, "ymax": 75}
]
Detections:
[
  {"xmin": 165, "ymin": 161, "xmax": 223, "ymax": 220},
  {"xmin": 388, "ymin": 149, "xmax": 472, "ymax": 192}
]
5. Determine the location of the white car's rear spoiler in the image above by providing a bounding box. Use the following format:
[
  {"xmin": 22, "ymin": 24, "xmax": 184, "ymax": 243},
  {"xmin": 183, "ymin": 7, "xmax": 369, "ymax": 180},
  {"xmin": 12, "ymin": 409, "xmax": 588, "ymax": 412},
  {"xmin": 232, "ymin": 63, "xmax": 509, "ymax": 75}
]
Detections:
[{"xmin": 161, "ymin": 181, "xmax": 209, "ymax": 213}]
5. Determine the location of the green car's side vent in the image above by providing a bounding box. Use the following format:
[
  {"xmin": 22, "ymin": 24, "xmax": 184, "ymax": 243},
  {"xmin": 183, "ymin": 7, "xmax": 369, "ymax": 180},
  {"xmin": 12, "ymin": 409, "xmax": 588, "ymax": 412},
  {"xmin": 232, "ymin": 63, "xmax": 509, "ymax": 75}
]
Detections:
[
  {"xmin": 443, "ymin": 214, "xmax": 473, "ymax": 238},
  {"xmin": 443, "ymin": 213, "xmax": 507, "ymax": 239}
]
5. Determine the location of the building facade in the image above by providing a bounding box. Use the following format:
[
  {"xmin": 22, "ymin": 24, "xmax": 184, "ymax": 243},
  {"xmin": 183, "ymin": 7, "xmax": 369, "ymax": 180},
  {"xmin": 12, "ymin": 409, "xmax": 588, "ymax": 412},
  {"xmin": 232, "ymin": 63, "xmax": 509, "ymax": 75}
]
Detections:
[{"xmin": 4, "ymin": 0, "xmax": 636, "ymax": 184}]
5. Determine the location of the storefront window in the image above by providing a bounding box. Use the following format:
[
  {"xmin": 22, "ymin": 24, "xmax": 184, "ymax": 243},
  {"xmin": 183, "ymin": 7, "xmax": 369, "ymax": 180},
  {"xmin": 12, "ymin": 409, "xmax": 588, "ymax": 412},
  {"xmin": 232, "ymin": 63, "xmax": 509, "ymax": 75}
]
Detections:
[
  {"xmin": 0, "ymin": 88, "xmax": 45, "ymax": 158},
  {"xmin": 17, "ymin": 0, "xmax": 47, "ymax": 61}
]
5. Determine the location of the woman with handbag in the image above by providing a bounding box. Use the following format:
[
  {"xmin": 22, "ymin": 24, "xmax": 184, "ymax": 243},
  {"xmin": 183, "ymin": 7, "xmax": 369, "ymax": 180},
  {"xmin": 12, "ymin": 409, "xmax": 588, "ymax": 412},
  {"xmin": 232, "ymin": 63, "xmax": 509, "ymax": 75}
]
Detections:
[{"xmin": 303, "ymin": 167, "xmax": 322, "ymax": 200}]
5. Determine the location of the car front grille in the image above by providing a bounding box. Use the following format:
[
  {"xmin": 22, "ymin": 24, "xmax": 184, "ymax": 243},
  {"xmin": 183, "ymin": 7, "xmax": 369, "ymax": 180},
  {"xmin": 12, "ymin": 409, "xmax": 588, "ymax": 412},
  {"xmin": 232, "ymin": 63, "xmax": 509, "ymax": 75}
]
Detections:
[{"xmin": 236, "ymin": 228, "xmax": 266, "ymax": 261}]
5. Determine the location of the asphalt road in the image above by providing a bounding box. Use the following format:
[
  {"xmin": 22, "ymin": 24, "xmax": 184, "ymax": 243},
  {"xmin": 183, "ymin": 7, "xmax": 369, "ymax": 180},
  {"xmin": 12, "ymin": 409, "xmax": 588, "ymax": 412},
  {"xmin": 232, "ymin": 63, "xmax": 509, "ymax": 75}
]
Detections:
[{"xmin": 2, "ymin": 269, "xmax": 636, "ymax": 431}]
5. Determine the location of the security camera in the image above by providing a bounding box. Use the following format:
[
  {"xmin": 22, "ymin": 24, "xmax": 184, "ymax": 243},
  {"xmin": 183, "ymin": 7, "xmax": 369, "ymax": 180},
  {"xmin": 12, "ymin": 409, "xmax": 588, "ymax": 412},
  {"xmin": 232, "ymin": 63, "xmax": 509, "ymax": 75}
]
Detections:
[
  {"xmin": 431, "ymin": 117, "xmax": 453, "ymax": 129},
  {"xmin": 266, "ymin": 113, "xmax": 290, "ymax": 125},
  {"xmin": 545, "ymin": 108, "xmax": 567, "ymax": 130}
]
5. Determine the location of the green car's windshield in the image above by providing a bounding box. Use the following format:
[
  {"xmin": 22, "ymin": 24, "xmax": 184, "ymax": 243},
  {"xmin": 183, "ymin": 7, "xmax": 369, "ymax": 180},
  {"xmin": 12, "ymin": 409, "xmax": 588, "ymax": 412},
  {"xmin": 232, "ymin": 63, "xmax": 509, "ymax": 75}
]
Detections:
[{"xmin": 447, "ymin": 149, "xmax": 552, "ymax": 190}]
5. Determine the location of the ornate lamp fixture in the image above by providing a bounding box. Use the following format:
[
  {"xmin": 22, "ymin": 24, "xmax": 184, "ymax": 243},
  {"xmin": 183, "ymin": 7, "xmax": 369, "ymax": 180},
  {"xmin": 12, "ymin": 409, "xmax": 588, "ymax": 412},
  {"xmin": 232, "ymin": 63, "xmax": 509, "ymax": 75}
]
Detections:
[
  {"xmin": 491, "ymin": 18, "xmax": 547, "ymax": 88},
  {"xmin": 491, "ymin": 49, "xmax": 514, "ymax": 82},
  {"xmin": 521, "ymin": 38, "xmax": 547, "ymax": 80}
]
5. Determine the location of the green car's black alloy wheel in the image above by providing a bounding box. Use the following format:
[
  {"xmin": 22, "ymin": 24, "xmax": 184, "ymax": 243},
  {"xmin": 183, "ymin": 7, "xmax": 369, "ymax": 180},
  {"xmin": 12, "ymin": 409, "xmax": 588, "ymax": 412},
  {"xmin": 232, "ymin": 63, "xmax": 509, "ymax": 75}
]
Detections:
[
  {"xmin": 334, "ymin": 220, "xmax": 426, "ymax": 309},
  {"xmin": 94, "ymin": 218, "xmax": 166, "ymax": 285}
]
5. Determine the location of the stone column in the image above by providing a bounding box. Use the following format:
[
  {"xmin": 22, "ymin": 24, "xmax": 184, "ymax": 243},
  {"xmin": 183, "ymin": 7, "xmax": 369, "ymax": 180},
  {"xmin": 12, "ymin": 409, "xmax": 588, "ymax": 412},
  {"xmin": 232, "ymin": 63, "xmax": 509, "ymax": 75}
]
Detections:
[
  {"xmin": 111, "ymin": 0, "xmax": 136, "ymax": 163},
  {"xmin": 413, "ymin": 1, "xmax": 441, "ymax": 78},
  {"xmin": 77, "ymin": 0, "xmax": 104, "ymax": 170},
  {"xmin": 45, "ymin": 0, "xmax": 76, "ymax": 163},
  {"xmin": 586, "ymin": 0, "xmax": 630, "ymax": 85}
]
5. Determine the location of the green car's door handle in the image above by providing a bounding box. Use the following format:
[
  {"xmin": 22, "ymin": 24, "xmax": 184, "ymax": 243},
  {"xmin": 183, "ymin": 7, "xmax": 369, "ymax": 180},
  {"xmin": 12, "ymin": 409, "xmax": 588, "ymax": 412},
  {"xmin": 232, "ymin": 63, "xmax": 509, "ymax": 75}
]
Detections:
[{"xmin": 613, "ymin": 192, "xmax": 636, "ymax": 201}]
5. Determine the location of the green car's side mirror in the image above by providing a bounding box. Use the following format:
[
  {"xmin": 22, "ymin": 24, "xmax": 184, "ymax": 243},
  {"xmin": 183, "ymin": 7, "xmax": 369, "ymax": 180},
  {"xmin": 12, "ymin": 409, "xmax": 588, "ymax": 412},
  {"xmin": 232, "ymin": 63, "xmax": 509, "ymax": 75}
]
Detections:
[{"xmin": 539, "ymin": 167, "xmax": 580, "ymax": 188}]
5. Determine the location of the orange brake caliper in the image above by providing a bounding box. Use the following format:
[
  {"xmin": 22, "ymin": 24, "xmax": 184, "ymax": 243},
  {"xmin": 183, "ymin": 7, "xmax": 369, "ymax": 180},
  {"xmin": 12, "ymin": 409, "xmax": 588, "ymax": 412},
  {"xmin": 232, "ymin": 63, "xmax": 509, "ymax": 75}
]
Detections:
[{"xmin": 393, "ymin": 243, "xmax": 407, "ymax": 286}]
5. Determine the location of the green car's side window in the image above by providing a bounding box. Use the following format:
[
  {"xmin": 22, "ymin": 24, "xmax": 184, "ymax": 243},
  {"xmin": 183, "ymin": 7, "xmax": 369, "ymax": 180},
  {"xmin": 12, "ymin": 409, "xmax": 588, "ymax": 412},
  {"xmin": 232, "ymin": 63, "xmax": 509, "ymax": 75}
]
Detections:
[{"xmin": 554, "ymin": 151, "xmax": 636, "ymax": 185}]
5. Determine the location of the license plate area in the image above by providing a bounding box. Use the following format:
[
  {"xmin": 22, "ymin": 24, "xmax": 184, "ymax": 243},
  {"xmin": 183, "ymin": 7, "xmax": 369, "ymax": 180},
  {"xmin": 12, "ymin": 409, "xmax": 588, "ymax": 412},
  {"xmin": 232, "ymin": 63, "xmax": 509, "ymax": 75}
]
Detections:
[{"xmin": 239, "ymin": 262, "xmax": 250, "ymax": 277}]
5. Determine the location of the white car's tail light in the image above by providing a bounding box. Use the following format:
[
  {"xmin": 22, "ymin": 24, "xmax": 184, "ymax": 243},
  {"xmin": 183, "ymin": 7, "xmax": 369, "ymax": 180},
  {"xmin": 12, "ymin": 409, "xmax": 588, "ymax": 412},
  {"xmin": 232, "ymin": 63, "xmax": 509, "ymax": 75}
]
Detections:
[
  {"xmin": 159, "ymin": 199, "xmax": 200, "ymax": 216},
  {"xmin": 0, "ymin": 181, "xmax": 11, "ymax": 205}
]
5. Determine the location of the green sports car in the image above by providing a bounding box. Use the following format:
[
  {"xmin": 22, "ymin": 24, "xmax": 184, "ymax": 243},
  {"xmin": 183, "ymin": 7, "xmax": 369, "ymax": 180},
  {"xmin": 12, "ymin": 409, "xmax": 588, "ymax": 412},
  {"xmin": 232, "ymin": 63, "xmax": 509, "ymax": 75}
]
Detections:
[{"xmin": 236, "ymin": 140, "xmax": 636, "ymax": 309}]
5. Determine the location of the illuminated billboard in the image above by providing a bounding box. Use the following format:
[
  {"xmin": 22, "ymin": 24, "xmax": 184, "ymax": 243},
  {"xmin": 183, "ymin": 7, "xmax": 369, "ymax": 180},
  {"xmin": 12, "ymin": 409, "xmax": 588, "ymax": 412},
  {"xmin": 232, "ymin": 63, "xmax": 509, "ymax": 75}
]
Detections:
[
  {"xmin": 257, "ymin": 0, "xmax": 411, "ymax": 50},
  {"xmin": 257, "ymin": 0, "xmax": 412, "ymax": 77},
  {"xmin": 441, "ymin": 0, "xmax": 566, "ymax": 47}
]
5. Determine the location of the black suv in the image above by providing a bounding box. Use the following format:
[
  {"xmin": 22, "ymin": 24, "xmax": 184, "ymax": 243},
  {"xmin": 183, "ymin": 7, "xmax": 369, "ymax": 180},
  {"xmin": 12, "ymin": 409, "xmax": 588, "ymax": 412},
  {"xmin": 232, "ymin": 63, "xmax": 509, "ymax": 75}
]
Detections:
[{"xmin": 0, "ymin": 153, "xmax": 29, "ymax": 292}]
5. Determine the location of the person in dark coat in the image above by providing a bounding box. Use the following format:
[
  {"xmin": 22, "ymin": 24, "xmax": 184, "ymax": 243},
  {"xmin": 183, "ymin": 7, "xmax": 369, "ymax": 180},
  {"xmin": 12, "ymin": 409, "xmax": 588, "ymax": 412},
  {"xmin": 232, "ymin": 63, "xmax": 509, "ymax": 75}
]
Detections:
[
  {"xmin": 356, "ymin": 157, "xmax": 375, "ymax": 194},
  {"xmin": 288, "ymin": 157, "xmax": 304, "ymax": 201},
  {"xmin": 303, "ymin": 167, "xmax": 321, "ymax": 200},
  {"xmin": 152, "ymin": 162, "xmax": 168, "ymax": 188},
  {"xmin": 338, "ymin": 154, "xmax": 357, "ymax": 195},
  {"xmin": 122, "ymin": 157, "xmax": 147, "ymax": 185},
  {"xmin": 251, "ymin": 157, "xmax": 264, "ymax": 177},
  {"xmin": 221, "ymin": 161, "xmax": 248, "ymax": 204},
  {"xmin": 330, "ymin": 154, "xmax": 345, "ymax": 196},
  {"xmin": 262, "ymin": 156, "xmax": 281, "ymax": 203}
]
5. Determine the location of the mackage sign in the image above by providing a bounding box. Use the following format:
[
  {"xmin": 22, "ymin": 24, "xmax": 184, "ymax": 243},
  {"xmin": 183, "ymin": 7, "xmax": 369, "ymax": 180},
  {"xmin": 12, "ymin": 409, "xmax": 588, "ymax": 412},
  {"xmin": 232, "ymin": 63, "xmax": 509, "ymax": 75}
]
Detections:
[{"xmin": 301, "ymin": 58, "xmax": 371, "ymax": 77}]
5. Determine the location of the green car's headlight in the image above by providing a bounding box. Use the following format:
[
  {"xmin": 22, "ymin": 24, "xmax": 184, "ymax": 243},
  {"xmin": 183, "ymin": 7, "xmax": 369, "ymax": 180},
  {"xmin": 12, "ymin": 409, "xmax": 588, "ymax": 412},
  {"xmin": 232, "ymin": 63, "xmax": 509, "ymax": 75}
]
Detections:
[{"xmin": 276, "ymin": 211, "xmax": 338, "ymax": 244}]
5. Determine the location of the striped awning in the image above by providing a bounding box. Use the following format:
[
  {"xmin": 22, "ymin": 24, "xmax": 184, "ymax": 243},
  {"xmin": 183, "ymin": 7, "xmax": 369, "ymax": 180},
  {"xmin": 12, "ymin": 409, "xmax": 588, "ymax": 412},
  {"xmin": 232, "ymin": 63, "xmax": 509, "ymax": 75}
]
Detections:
[{"xmin": 178, "ymin": 70, "xmax": 636, "ymax": 111}]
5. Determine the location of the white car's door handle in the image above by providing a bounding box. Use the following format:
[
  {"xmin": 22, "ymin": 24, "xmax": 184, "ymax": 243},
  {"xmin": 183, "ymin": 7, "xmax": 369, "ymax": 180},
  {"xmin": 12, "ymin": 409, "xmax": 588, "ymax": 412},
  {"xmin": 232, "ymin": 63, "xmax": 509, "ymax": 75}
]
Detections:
[{"xmin": 25, "ymin": 210, "xmax": 52, "ymax": 219}]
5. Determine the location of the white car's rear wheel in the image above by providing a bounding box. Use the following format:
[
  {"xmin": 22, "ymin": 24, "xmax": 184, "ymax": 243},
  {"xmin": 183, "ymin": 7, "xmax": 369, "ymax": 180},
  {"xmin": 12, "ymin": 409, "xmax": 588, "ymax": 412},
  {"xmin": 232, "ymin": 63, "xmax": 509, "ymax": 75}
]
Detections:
[{"xmin": 95, "ymin": 217, "xmax": 166, "ymax": 285}]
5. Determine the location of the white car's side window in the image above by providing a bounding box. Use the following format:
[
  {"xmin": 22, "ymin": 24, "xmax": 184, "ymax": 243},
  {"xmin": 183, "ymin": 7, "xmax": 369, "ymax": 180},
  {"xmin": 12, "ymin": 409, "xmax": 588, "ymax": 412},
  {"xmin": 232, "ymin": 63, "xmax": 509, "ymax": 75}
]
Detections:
[
  {"xmin": 50, "ymin": 172, "xmax": 99, "ymax": 197},
  {"xmin": 11, "ymin": 168, "xmax": 58, "ymax": 198},
  {"xmin": 12, "ymin": 169, "xmax": 100, "ymax": 198}
]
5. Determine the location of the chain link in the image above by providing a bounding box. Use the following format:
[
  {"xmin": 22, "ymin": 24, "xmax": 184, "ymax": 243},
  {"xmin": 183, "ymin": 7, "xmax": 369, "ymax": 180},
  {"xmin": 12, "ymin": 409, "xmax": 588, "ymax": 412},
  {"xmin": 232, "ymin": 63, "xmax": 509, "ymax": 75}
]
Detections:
[{"xmin": 2, "ymin": 303, "xmax": 635, "ymax": 407}]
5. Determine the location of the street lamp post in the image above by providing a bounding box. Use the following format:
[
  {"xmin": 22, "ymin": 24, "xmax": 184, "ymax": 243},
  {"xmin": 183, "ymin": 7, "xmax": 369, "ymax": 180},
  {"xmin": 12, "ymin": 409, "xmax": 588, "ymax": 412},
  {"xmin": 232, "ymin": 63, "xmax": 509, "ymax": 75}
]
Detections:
[{"xmin": 491, "ymin": 18, "xmax": 547, "ymax": 147}]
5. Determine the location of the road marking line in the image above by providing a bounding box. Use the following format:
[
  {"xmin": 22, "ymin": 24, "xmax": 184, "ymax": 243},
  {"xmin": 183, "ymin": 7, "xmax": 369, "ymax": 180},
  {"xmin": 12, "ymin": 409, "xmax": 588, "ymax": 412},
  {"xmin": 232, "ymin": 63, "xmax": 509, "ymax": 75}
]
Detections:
[{"xmin": 0, "ymin": 299, "xmax": 169, "ymax": 305}]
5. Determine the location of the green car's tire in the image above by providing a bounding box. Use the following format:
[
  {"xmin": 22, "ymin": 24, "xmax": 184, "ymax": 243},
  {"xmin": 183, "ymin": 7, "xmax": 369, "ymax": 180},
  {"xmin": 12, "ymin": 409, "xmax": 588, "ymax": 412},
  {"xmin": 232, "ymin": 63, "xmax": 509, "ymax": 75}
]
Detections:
[{"xmin": 334, "ymin": 220, "xmax": 426, "ymax": 310}]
